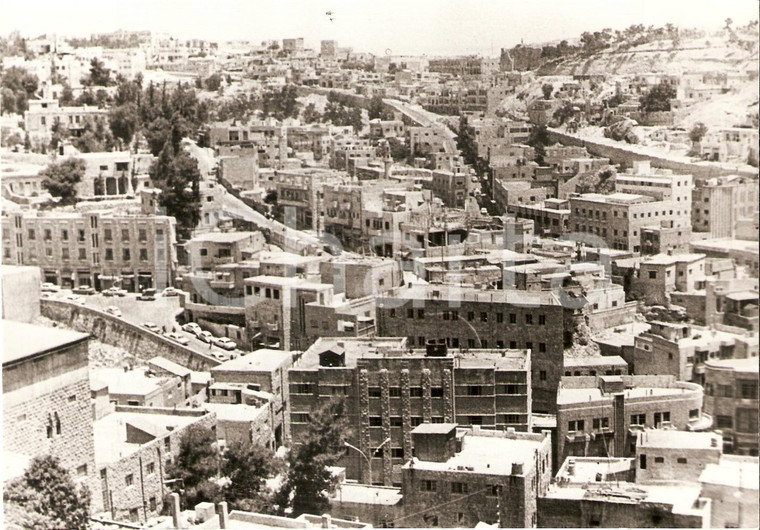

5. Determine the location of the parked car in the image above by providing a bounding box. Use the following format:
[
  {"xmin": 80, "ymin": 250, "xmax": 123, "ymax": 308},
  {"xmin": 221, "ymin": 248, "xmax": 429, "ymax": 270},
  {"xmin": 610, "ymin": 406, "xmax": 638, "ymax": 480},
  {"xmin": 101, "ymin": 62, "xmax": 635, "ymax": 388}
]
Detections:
[
  {"xmin": 213, "ymin": 337, "xmax": 237, "ymax": 351},
  {"xmin": 65, "ymin": 294, "xmax": 86, "ymax": 305},
  {"xmin": 198, "ymin": 331, "xmax": 214, "ymax": 344},
  {"xmin": 105, "ymin": 306, "xmax": 122, "ymax": 318},
  {"xmin": 142, "ymin": 322, "xmax": 160, "ymax": 333},
  {"xmin": 103, "ymin": 287, "xmax": 127, "ymax": 297},
  {"xmin": 41, "ymin": 282, "xmax": 60, "ymax": 293},
  {"xmin": 72, "ymin": 286, "xmax": 96, "ymax": 295},
  {"xmin": 210, "ymin": 351, "xmax": 230, "ymax": 361},
  {"xmin": 137, "ymin": 288, "xmax": 157, "ymax": 301},
  {"xmin": 162, "ymin": 287, "xmax": 181, "ymax": 297},
  {"xmin": 182, "ymin": 323, "xmax": 202, "ymax": 336},
  {"xmin": 166, "ymin": 332, "xmax": 190, "ymax": 346}
]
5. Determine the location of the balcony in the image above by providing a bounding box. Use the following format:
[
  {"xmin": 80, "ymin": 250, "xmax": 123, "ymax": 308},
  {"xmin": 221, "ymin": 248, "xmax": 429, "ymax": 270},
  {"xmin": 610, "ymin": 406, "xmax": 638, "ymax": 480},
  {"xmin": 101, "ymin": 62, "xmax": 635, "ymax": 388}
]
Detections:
[
  {"xmin": 687, "ymin": 413, "xmax": 713, "ymax": 432},
  {"xmin": 184, "ymin": 300, "xmax": 245, "ymax": 317}
]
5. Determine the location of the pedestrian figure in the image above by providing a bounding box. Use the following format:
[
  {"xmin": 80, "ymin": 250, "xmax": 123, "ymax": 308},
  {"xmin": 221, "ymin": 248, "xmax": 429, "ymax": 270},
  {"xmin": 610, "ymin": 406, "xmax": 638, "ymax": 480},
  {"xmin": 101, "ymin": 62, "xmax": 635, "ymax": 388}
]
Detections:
[{"xmin": 162, "ymin": 325, "xmax": 167, "ymax": 334}]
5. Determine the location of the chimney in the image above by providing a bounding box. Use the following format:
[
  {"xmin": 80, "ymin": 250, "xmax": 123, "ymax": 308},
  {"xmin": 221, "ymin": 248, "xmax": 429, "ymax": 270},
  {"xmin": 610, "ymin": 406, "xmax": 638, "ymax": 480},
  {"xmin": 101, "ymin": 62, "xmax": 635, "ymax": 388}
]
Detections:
[
  {"xmin": 568, "ymin": 459, "xmax": 575, "ymax": 476},
  {"xmin": 322, "ymin": 514, "xmax": 332, "ymax": 529},
  {"xmin": 170, "ymin": 493, "xmax": 181, "ymax": 529},
  {"xmin": 511, "ymin": 462, "xmax": 524, "ymax": 475},
  {"xmin": 217, "ymin": 502, "xmax": 229, "ymax": 529},
  {"xmin": 612, "ymin": 393, "xmax": 626, "ymax": 457}
]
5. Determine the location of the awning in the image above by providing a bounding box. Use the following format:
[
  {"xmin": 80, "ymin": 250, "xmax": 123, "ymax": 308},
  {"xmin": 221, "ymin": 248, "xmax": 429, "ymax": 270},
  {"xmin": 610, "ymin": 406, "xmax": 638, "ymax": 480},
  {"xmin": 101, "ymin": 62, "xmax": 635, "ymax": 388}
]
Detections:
[{"xmin": 98, "ymin": 275, "xmax": 120, "ymax": 281}]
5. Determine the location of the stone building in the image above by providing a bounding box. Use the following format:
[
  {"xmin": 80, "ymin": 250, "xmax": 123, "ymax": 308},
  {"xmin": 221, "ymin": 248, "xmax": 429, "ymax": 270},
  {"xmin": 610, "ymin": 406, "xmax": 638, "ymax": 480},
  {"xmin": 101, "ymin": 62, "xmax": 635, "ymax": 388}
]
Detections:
[
  {"xmin": 2, "ymin": 320, "xmax": 96, "ymax": 496},
  {"xmin": 376, "ymin": 284, "xmax": 580, "ymax": 413},
  {"xmin": 703, "ymin": 357, "xmax": 758, "ymax": 456},
  {"xmin": 629, "ymin": 252, "xmax": 706, "ymax": 305},
  {"xmin": 555, "ymin": 375, "xmax": 711, "ymax": 464},
  {"xmin": 692, "ymin": 175, "xmax": 758, "ymax": 238},
  {"xmin": 2, "ymin": 209, "xmax": 177, "ymax": 292},
  {"xmin": 288, "ymin": 337, "xmax": 532, "ymax": 486},
  {"xmin": 400, "ymin": 424, "xmax": 552, "ymax": 528},
  {"xmin": 25, "ymin": 99, "xmax": 107, "ymax": 141}
]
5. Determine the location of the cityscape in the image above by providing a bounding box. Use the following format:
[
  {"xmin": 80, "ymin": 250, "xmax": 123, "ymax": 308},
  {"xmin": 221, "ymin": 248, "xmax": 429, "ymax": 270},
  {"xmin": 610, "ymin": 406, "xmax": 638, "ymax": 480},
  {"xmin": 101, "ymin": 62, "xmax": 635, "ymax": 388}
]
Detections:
[{"xmin": 1, "ymin": 1, "xmax": 758, "ymax": 528}]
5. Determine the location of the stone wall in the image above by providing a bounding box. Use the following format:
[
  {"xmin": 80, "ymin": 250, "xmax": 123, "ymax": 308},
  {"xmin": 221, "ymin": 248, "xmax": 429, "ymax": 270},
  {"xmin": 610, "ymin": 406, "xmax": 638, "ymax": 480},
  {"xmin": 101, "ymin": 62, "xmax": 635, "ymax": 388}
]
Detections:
[{"xmin": 41, "ymin": 299, "xmax": 220, "ymax": 371}]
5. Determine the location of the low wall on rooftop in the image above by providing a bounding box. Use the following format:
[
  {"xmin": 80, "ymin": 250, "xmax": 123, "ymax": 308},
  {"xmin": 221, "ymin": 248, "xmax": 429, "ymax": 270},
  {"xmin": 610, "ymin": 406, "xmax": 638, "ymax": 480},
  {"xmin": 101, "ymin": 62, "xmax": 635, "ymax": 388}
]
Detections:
[{"xmin": 40, "ymin": 299, "xmax": 221, "ymax": 371}]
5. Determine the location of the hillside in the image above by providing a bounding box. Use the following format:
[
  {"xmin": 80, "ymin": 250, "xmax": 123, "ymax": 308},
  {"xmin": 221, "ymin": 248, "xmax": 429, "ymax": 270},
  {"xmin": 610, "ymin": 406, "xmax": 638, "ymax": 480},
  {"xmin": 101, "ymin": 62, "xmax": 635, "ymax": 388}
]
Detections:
[{"xmin": 537, "ymin": 30, "xmax": 758, "ymax": 76}]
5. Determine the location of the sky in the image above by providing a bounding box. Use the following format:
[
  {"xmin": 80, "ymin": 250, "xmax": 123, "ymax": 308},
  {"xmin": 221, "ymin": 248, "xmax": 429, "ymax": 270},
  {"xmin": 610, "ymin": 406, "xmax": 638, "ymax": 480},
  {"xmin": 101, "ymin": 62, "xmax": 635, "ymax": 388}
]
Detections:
[{"xmin": 0, "ymin": 0, "xmax": 757, "ymax": 56}]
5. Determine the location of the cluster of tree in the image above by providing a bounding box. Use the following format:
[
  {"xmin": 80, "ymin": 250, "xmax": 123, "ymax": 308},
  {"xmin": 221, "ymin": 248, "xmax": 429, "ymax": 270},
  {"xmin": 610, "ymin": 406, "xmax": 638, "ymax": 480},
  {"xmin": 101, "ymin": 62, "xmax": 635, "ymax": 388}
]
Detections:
[
  {"xmin": 40, "ymin": 157, "xmax": 87, "ymax": 205},
  {"xmin": 167, "ymin": 398, "xmax": 349, "ymax": 517},
  {"xmin": 540, "ymin": 40, "xmax": 580, "ymax": 60},
  {"xmin": 1, "ymin": 66, "xmax": 39, "ymax": 114},
  {"xmin": 320, "ymin": 92, "xmax": 363, "ymax": 130},
  {"xmin": 149, "ymin": 141, "xmax": 202, "ymax": 240},
  {"xmin": 0, "ymin": 31, "xmax": 31, "ymax": 58},
  {"xmin": 367, "ymin": 94, "xmax": 394, "ymax": 121},
  {"xmin": 456, "ymin": 118, "xmax": 489, "ymax": 175},
  {"xmin": 68, "ymin": 33, "xmax": 145, "ymax": 49},
  {"xmin": 3, "ymin": 455, "xmax": 91, "ymax": 530},
  {"xmin": 195, "ymin": 73, "xmax": 224, "ymax": 92},
  {"xmin": 262, "ymin": 85, "xmax": 300, "ymax": 121},
  {"xmin": 640, "ymin": 81, "xmax": 676, "ymax": 113},
  {"xmin": 575, "ymin": 167, "xmax": 616, "ymax": 195},
  {"xmin": 211, "ymin": 92, "xmax": 260, "ymax": 122}
]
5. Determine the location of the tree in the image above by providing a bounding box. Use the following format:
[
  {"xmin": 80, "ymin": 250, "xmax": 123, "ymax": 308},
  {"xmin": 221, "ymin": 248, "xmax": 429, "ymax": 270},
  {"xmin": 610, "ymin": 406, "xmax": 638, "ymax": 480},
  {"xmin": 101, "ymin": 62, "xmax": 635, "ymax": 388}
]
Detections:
[
  {"xmin": 527, "ymin": 125, "xmax": 550, "ymax": 165},
  {"xmin": 3, "ymin": 455, "xmax": 90, "ymax": 530},
  {"xmin": 541, "ymin": 83, "xmax": 553, "ymax": 100},
  {"xmin": 40, "ymin": 158, "xmax": 86, "ymax": 205},
  {"xmin": 204, "ymin": 74, "xmax": 223, "ymax": 92},
  {"xmin": 689, "ymin": 122, "xmax": 708, "ymax": 144},
  {"xmin": 302, "ymin": 102, "xmax": 322, "ymax": 124},
  {"xmin": 641, "ymin": 81, "xmax": 676, "ymax": 113},
  {"xmin": 368, "ymin": 94, "xmax": 392, "ymax": 121},
  {"xmin": 0, "ymin": 66, "xmax": 38, "ymax": 114},
  {"xmin": 276, "ymin": 398, "xmax": 350, "ymax": 517},
  {"xmin": 82, "ymin": 58, "xmax": 112, "ymax": 87},
  {"xmin": 109, "ymin": 103, "xmax": 140, "ymax": 148},
  {"xmin": 149, "ymin": 142, "xmax": 201, "ymax": 239},
  {"xmin": 387, "ymin": 137, "xmax": 409, "ymax": 162},
  {"xmin": 222, "ymin": 441, "xmax": 279, "ymax": 511},
  {"xmin": 166, "ymin": 424, "xmax": 221, "ymax": 506}
]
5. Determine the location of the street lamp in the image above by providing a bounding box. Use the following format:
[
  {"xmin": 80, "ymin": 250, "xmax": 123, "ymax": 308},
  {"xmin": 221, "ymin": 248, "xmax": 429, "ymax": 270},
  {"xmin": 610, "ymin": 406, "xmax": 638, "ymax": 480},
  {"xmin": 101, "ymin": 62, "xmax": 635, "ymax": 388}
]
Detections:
[{"xmin": 345, "ymin": 437, "xmax": 391, "ymax": 484}]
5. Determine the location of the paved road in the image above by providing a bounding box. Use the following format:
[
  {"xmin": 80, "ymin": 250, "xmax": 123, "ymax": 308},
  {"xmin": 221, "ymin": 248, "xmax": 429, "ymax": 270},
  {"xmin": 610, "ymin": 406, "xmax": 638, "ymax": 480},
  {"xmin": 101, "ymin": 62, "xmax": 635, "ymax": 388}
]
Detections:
[{"xmin": 53, "ymin": 289, "xmax": 241, "ymax": 360}]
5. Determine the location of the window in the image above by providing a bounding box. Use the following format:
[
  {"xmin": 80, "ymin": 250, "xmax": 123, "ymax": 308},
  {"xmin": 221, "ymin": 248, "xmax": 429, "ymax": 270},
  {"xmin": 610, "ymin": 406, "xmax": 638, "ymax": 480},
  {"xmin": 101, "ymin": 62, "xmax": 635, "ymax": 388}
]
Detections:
[
  {"xmin": 488, "ymin": 485, "xmax": 502, "ymax": 497},
  {"xmin": 568, "ymin": 420, "xmax": 584, "ymax": 432},
  {"xmin": 139, "ymin": 248, "xmax": 148, "ymax": 261},
  {"xmin": 43, "ymin": 228, "xmax": 52, "ymax": 240},
  {"xmin": 149, "ymin": 496, "xmax": 157, "ymax": 512},
  {"xmin": 640, "ymin": 454, "xmax": 647, "ymax": 470},
  {"xmin": 504, "ymin": 414, "xmax": 521, "ymax": 424},
  {"xmin": 122, "ymin": 249, "xmax": 130, "ymax": 261},
  {"xmin": 509, "ymin": 313, "xmax": 516, "ymax": 324},
  {"xmin": 689, "ymin": 409, "xmax": 699, "ymax": 419},
  {"xmin": 654, "ymin": 411, "xmax": 671, "ymax": 426},
  {"xmin": 77, "ymin": 464, "xmax": 87, "ymax": 476},
  {"xmin": 677, "ymin": 457, "xmax": 688, "ymax": 464},
  {"xmin": 451, "ymin": 482, "xmax": 468, "ymax": 494},
  {"xmin": 292, "ymin": 383, "xmax": 314, "ymax": 394},
  {"xmin": 369, "ymin": 416, "xmax": 382, "ymax": 427},
  {"xmin": 411, "ymin": 417, "xmax": 423, "ymax": 426},
  {"xmin": 716, "ymin": 415, "xmax": 733, "ymax": 428},
  {"xmin": 78, "ymin": 248, "xmax": 86, "ymax": 260},
  {"xmin": 631, "ymin": 413, "xmax": 646, "ymax": 425},
  {"xmin": 200, "ymin": 248, "xmax": 208, "ymax": 256},
  {"xmin": 121, "ymin": 229, "xmax": 129, "ymax": 241},
  {"xmin": 525, "ymin": 314, "xmax": 533, "ymax": 325},
  {"xmin": 410, "ymin": 387, "xmax": 423, "ymax": 397},
  {"xmin": 390, "ymin": 416, "xmax": 403, "ymax": 427},
  {"xmin": 480, "ymin": 312, "xmax": 488, "ymax": 322},
  {"xmin": 739, "ymin": 381, "xmax": 758, "ymax": 399},
  {"xmin": 292, "ymin": 413, "xmax": 310, "ymax": 423},
  {"xmin": 654, "ymin": 456, "xmax": 664, "ymax": 464},
  {"xmin": 538, "ymin": 314, "xmax": 546, "ymax": 325},
  {"xmin": 539, "ymin": 370, "xmax": 546, "ymax": 381},
  {"xmin": 391, "ymin": 447, "xmax": 404, "ymax": 458},
  {"xmin": 389, "ymin": 387, "xmax": 401, "ymax": 398},
  {"xmin": 467, "ymin": 386, "xmax": 483, "ymax": 396},
  {"xmin": 496, "ymin": 312, "xmax": 503, "ymax": 323},
  {"xmin": 407, "ymin": 308, "xmax": 414, "ymax": 318},
  {"xmin": 420, "ymin": 480, "xmax": 436, "ymax": 492},
  {"xmin": 27, "ymin": 228, "xmax": 35, "ymax": 240},
  {"xmin": 592, "ymin": 417, "xmax": 609, "ymax": 430},
  {"xmin": 451, "ymin": 311, "xmax": 459, "ymax": 320},
  {"xmin": 126, "ymin": 474, "xmax": 134, "ymax": 487},
  {"xmin": 61, "ymin": 229, "xmax": 69, "ymax": 241},
  {"xmin": 467, "ymin": 311, "xmax": 475, "ymax": 321},
  {"xmin": 648, "ymin": 271, "xmax": 657, "ymax": 279},
  {"xmin": 104, "ymin": 229, "xmax": 112, "ymax": 242},
  {"xmin": 146, "ymin": 462, "xmax": 155, "ymax": 475},
  {"xmin": 736, "ymin": 408, "xmax": 758, "ymax": 433},
  {"xmin": 431, "ymin": 387, "xmax": 444, "ymax": 397},
  {"xmin": 138, "ymin": 229, "xmax": 147, "ymax": 242}
]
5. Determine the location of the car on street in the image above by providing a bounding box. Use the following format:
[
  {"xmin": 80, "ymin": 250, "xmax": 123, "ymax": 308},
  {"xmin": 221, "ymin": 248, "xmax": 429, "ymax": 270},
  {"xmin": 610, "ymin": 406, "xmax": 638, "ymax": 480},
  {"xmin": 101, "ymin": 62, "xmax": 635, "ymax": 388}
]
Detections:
[
  {"xmin": 64, "ymin": 294, "xmax": 86, "ymax": 305},
  {"xmin": 105, "ymin": 306, "xmax": 122, "ymax": 317},
  {"xmin": 142, "ymin": 322, "xmax": 160, "ymax": 333},
  {"xmin": 210, "ymin": 351, "xmax": 230, "ymax": 361},
  {"xmin": 213, "ymin": 337, "xmax": 237, "ymax": 351},
  {"xmin": 182, "ymin": 323, "xmax": 202, "ymax": 336},
  {"xmin": 198, "ymin": 331, "xmax": 214, "ymax": 343},
  {"xmin": 137, "ymin": 288, "xmax": 157, "ymax": 301},
  {"xmin": 41, "ymin": 282, "xmax": 60, "ymax": 293},
  {"xmin": 162, "ymin": 287, "xmax": 181, "ymax": 297},
  {"xmin": 166, "ymin": 332, "xmax": 190, "ymax": 346},
  {"xmin": 72, "ymin": 286, "xmax": 96, "ymax": 295},
  {"xmin": 103, "ymin": 287, "xmax": 128, "ymax": 297}
]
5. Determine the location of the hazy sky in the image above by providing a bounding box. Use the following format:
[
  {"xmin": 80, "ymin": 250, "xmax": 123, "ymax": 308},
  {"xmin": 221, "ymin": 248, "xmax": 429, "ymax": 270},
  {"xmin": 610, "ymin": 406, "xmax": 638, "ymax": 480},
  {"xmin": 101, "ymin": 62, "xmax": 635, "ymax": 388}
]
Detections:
[{"xmin": 1, "ymin": 0, "xmax": 757, "ymax": 56}]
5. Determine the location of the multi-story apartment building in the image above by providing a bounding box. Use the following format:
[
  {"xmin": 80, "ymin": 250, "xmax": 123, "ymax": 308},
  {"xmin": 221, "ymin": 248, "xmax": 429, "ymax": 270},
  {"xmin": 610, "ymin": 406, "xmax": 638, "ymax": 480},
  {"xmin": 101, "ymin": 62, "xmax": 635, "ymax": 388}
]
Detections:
[
  {"xmin": 185, "ymin": 231, "xmax": 266, "ymax": 272},
  {"xmin": 288, "ymin": 337, "xmax": 532, "ymax": 486},
  {"xmin": 431, "ymin": 168, "xmax": 470, "ymax": 208},
  {"xmin": 25, "ymin": 99, "xmax": 107, "ymax": 140},
  {"xmin": 555, "ymin": 375, "xmax": 711, "ymax": 464},
  {"xmin": 508, "ymin": 198, "xmax": 571, "ymax": 238},
  {"xmin": 400, "ymin": 425, "xmax": 551, "ymax": 528},
  {"xmin": 275, "ymin": 168, "xmax": 350, "ymax": 231},
  {"xmin": 2, "ymin": 210, "xmax": 177, "ymax": 291},
  {"xmin": 703, "ymin": 357, "xmax": 758, "ymax": 456},
  {"xmin": 630, "ymin": 252, "xmax": 706, "ymax": 305},
  {"xmin": 692, "ymin": 175, "xmax": 759, "ymax": 238},
  {"xmin": 376, "ymin": 284, "xmax": 581, "ymax": 413}
]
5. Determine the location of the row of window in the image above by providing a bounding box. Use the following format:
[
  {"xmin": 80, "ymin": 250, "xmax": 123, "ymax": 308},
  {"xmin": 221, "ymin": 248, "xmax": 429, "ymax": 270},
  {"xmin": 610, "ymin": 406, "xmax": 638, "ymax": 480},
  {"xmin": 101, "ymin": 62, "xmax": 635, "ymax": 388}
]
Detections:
[
  {"xmin": 704, "ymin": 381, "xmax": 758, "ymax": 399},
  {"xmin": 26, "ymin": 227, "xmax": 161, "ymax": 242},
  {"xmin": 35, "ymin": 247, "xmax": 157, "ymax": 262},
  {"xmin": 408, "ymin": 335, "xmax": 548, "ymax": 352},
  {"xmin": 392, "ymin": 308, "xmax": 547, "ymax": 325},
  {"xmin": 420, "ymin": 479, "xmax": 502, "ymax": 496}
]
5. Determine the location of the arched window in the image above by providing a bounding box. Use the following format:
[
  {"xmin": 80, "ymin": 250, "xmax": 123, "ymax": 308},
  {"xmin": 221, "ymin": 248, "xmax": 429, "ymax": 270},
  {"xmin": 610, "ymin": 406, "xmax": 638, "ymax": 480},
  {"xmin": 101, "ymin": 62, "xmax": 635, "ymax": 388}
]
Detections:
[
  {"xmin": 54, "ymin": 412, "xmax": 61, "ymax": 435},
  {"xmin": 46, "ymin": 414, "xmax": 53, "ymax": 439}
]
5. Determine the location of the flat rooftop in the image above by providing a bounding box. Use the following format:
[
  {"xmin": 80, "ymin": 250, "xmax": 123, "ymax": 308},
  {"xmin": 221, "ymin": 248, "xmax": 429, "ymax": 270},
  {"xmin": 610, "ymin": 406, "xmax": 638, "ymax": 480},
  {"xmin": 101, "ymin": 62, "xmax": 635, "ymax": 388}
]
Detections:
[
  {"xmin": 204, "ymin": 402, "xmax": 268, "ymax": 422},
  {"xmin": 189, "ymin": 231, "xmax": 259, "ymax": 243},
  {"xmin": 700, "ymin": 456, "xmax": 760, "ymax": 490},
  {"xmin": 642, "ymin": 253, "xmax": 705, "ymax": 266},
  {"xmin": 378, "ymin": 284, "xmax": 561, "ymax": 306},
  {"xmin": 404, "ymin": 430, "xmax": 546, "ymax": 476},
  {"xmin": 557, "ymin": 386, "xmax": 687, "ymax": 406},
  {"xmin": 333, "ymin": 483, "xmax": 403, "ymax": 506},
  {"xmin": 93, "ymin": 410, "xmax": 203, "ymax": 465},
  {"xmin": 564, "ymin": 355, "xmax": 628, "ymax": 368},
  {"xmin": 211, "ymin": 349, "xmax": 293, "ymax": 373},
  {"xmin": 92, "ymin": 367, "xmax": 169, "ymax": 397},
  {"xmin": 2, "ymin": 320, "xmax": 89, "ymax": 365},
  {"xmin": 637, "ymin": 429, "xmax": 721, "ymax": 449},
  {"xmin": 557, "ymin": 457, "xmax": 633, "ymax": 483},
  {"xmin": 704, "ymin": 356, "xmax": 759, "ymax": 373}
]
